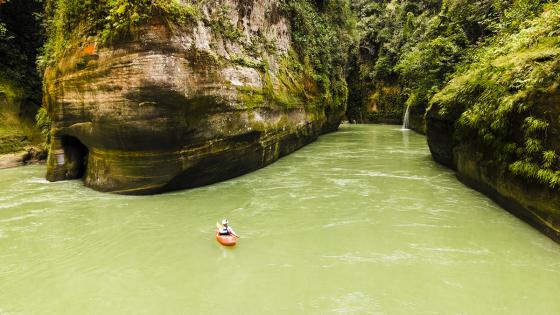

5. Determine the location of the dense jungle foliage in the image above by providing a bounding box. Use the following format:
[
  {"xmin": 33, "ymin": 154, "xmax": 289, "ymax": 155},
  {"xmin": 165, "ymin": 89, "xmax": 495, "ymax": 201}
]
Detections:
[
  {"xmin": 0, "ymin": 0, "xmax": 43, "ymax": 94},
  {"xmin": 0, "ymin": 0, "xmax": 44, "ymax": 153},
  {"xmin": 433, "ymin": 3, "xmax": 560, "ymax": 189},
  {"xmin": 347, "ymin": 0, "xmax": 554, "ymax": 123}
]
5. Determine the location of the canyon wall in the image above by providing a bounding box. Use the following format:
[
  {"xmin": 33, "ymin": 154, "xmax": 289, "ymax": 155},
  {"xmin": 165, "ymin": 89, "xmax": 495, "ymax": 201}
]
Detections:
[{"xmin": 44, "ymin": 0, "xmax": 349, "ymax": 194}]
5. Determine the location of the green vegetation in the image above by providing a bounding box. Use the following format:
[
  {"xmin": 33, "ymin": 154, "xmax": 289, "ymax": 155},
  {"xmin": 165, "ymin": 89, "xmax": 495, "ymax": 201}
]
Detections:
[
  {"xmin": 347, "ymin": 0, "xmax": 553, "ymax": 124},
  {"xmin": 0, "ymin": 0, "xmax": 44, "ymax": 93},
  {"xmin": 0, "ymin": 0, "xmax": 45, "ymax": 154},
  {"xmin": 280, "ymin": 0, "xmax": 354, "ymax": 80},
  {"xmin": 35, "ymin": 106, "xmax": 51, "ymax": 141},
  {"xmin": 280, "ymin": 0, "xmax": 355, "ymax": 116},
  {"xmin": 433, "ymin": 3, "xmax": 560, "ymax": 189},
  {"xmin": 230, "ymin": 54, "xmax": 265, "ymax": 70},
  {"xmin": 40, "ymin": 0, "xmax": 200, "ymax": 70},
  {"xmin": 208, "ymin": 6, "xmax": 241, "ymax": 41},
  {"xmin": 214, "ymin": 1, "xmax": 356, "ymax": 124},
  {"xmin": 347, "ymin": 0, "xmax": 441, "ymax": 122}
]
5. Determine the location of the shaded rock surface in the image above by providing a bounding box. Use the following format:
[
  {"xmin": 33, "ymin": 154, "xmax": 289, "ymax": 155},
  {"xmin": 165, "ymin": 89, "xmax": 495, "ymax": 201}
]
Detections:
[
  {"xmin": 407, "ymin": 105, "xmax": 426, "ymax": 134},
  {"xmin": 425, "ymin": 103, "xmax": 457, "ymax": 169},
  {"xmin": 44, "ymin": 0, "xmax": 346, "ymax": 194}
]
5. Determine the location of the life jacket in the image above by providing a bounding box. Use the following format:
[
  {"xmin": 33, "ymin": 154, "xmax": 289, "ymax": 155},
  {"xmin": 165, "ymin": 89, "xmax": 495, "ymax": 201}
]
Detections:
[{"xmin": 219, "ymin": 226, "xmax": 229, "ymax": 235}]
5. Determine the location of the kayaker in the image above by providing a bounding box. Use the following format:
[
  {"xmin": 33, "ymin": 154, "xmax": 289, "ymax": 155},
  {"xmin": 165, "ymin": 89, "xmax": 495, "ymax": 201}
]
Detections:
[{"xmin": 218, "ymin": 219, "xmax": 239, "ymax": 238}]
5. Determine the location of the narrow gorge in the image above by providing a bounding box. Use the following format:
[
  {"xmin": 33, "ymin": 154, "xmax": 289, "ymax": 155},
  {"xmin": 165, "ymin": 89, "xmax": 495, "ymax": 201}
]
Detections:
[
  {"xmin": 1, "ymin": 0, "xmax": 559, "ymax": 242},
  {"xmin": 347, "ymin": 0, "xmax": 560, "ymax": 242},
  {"xmin": 2, "ymin": 1, "xmax": 560, "ymax": 313}
]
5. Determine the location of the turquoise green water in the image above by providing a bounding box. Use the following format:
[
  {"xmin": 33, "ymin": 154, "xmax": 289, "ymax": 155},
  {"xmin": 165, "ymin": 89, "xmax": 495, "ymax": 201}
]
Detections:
[{"xmin": 1, "ymin": 124, "xmax": 559, "ymax": 314}]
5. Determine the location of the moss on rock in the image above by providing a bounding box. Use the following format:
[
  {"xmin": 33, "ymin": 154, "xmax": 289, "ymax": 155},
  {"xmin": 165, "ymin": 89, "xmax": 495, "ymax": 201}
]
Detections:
[{"xmin": 43, "ymin": 0, "xmax": 351, "ymax": 194}]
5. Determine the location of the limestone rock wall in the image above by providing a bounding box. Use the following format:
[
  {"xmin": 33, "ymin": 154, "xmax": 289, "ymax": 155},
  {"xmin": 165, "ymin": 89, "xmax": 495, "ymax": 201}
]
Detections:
[{"xmin": 45, "ymin": 0, "xmax": 346, "ymax": 194}]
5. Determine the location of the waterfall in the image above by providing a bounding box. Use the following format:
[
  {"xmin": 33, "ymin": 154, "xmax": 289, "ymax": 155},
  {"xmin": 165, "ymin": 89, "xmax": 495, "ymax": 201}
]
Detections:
[{"xmin": 402, "ymin": 105, "xmax": 411, "ymax": 130}]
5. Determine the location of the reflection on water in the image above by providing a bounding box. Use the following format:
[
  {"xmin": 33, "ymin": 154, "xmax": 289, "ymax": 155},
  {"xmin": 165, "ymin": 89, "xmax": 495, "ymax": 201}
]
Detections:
[{"xmin": 0, "ymin": 124, "xmax": 559, "ymax": 314}]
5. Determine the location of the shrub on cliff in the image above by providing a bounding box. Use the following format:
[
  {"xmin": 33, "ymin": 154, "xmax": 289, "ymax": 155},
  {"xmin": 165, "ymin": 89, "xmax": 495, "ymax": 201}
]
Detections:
[{"xmin": 431, "ymin": 3, "xmax": 560, "ymax": 189}]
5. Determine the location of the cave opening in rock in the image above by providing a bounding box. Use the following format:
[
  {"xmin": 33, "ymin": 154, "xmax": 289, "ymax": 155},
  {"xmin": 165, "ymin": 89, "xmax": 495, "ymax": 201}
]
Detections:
[{"xmin": 61, "ymin": 135, "xmax": 89, "ymax": 179}]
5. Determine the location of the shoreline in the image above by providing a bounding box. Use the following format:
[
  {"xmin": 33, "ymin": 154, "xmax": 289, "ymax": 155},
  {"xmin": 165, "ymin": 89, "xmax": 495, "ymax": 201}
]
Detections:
[{"xmin": 0, "ymin": 146, "xmax": 47, "ymax": 169}]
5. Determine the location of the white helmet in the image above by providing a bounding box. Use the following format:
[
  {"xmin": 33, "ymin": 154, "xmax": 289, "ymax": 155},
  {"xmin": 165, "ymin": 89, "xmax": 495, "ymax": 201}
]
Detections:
[{"xmin": 222, "ymin": 219, "xmax": 229, "ymax": 225}]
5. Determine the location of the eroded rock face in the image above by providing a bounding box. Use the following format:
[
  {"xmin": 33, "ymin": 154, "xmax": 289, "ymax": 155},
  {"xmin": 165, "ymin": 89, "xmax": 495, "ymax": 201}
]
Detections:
[{"xmin": 45, "ymin": 0, "xmax": 346, "ymax": 194}]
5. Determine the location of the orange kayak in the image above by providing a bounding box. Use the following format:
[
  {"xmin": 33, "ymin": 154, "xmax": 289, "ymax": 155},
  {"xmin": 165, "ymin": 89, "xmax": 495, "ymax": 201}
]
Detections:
[{"xmin": 216, "ymin": 230, "xmax": 237, "ymax": 246}]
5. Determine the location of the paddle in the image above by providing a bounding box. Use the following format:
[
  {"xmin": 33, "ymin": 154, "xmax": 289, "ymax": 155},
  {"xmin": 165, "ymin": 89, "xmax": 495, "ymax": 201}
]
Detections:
[{"xmin": 230, "ymin": 230, "xmax": 240, "ymax": 238}]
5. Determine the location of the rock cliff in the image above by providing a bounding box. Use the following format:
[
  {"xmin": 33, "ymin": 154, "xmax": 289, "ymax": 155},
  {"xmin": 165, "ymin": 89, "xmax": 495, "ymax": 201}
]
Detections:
[
  {"xmin": 428, "ymin": 99, "xmax": 560, "ymax": 242},
  {"xmin": 44, "ymin": 0, "xmax": 348, "ymax": 194}
]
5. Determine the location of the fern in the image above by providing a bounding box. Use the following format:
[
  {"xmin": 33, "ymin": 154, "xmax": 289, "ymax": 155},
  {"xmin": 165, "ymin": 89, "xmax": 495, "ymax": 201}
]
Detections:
[{"xmin": 523, "ymin": 116, "xmax": 549, "ymax": 136}]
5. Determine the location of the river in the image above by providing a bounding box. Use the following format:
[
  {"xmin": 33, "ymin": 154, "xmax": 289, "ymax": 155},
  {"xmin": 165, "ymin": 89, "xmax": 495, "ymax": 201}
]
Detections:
[{"xmin": 0, "ymin": 124, "xmax": 559, "ymax": 314}]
